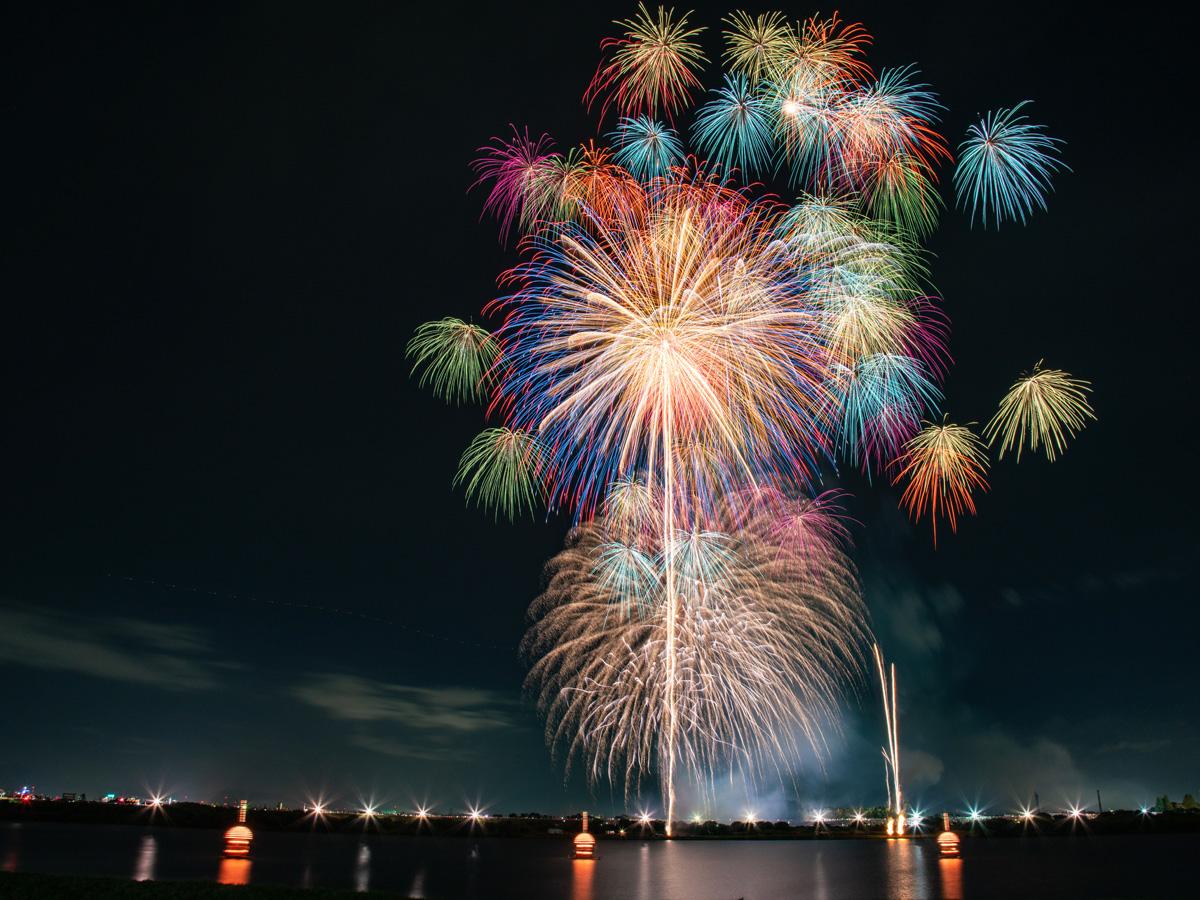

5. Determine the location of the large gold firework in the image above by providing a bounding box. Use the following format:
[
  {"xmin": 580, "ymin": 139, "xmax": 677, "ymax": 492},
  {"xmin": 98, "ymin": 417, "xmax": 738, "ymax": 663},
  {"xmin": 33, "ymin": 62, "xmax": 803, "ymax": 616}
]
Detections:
[{"xmin": 984, "ymin": 361, "xmax": 1094, "ymax": 462}]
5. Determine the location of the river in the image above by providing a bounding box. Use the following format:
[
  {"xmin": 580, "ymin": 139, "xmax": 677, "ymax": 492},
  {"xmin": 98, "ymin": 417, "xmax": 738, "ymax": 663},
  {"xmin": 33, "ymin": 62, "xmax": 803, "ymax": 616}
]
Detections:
[{"xmin": 0, "ymin": 821, "xmax": 1192, "ymax": 898}]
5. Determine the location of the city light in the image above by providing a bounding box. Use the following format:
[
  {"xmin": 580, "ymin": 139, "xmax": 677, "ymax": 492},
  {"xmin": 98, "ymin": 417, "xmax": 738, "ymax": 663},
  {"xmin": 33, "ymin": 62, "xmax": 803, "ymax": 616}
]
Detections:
[
  {"xmin": 1068, "ymin": 805, "xmax": 1084, "ymax": 820},
  {"xmin": 1139, "ymin": 806, "xmax": 1150, "ymax": 816},
  {"xmin": 811, "ymin": 810, "xmax": 826, "ymax": 825},
  {"xmin": 967, "ymin": 807, "xmax": 982, "ymax": 822},
  {"xmin": 150, "ymin": 795, "xmax": 164, "ymax": 808},
  {"xmin": 468, "ymin": 806, "xmax": 485, "ymax": 823},
  {"xmin": 908, "ymin": 810, "xmax": 924, "ymax": 831},
  {"xmin": 853, "ymin": 810, "xmax": 865, "ymax": 824},
  {"xmin": 744, "ymin": 809, "xmax": 757, "ymax": 825},
  {"xmin": 416, "ymin": 806, "xmax": 430, "ymax": 819},
  {"xmin": 1019, "ymin": 806, "xmax": 1035, "ymax": 822},
  {"xmin": 638, "ymin": 810, "xmax": 653, "ymax": 826},
  {"xmin": 360, "ymin": 803, "xmax": 377, "ymax": 819},
  {"xmin": 691, "ymin": 813, "xmax": 703, "ymax": 824}
]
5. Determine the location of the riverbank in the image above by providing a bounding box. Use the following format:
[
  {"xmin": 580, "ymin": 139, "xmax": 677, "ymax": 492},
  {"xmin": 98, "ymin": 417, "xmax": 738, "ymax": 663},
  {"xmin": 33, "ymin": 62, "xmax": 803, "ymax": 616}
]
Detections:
[{"xmin": 2, "ymin": 800, "xmax": 1197, "ymax": 839}]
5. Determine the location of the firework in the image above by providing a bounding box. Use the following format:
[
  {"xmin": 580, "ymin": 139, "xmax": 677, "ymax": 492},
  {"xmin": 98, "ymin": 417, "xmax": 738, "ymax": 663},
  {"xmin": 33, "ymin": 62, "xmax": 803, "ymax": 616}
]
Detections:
[
  {"xmin": 610, "ymin": 116, "xmax": 685, "ymax": 179},
  {"xmin": 830, "ymin": 354, "xmax": 942, "ymax": 472},
  {"xmin": 834, "ymin": 67, "xmax": 948, "ymax": 186},
  {"xmin": 453, "ymin": 428, "xmax": 543, "ymax": 521},
  {"xmin": 411, "ymin": 5, "xmax": 1083, "ymax": 832},
  {"xmin": 471, "ymin": 126, "xmax": 558, "ymax": 239},
  {"xmin": 524, "ymin": 493, "xmax": 867, "ymax": 802},
  {"xmin": 691, "ymin": 74, "xmax": 776, "ymax": 179},
  {"xmin": 863, "ymin": 152, "xmax": 943, "ymax": 237},
  {"xmin": 586, "ymin": 4, "xmax": 708, "ymax": 121},
  {"xmin": 406, "ymin": 318, "xmax": 498, "ymax": 405},
  {"xmin": 983, "ymin": 361, "xmax": 1094, "ymax": 461},
  {"xmin": 954, "ymin": 101, "xmax": 1068, "ymax": 228},
  {"xmin": 490, "ymin": 173, "xmax": 836, "ymax": 521},
  {"xmin": 720, "ymin": 10, "xmax": 792, "ymax": 84},
  {"xmin": 892, "ymin": 420, "xmax": 990, "ymax": 545}
]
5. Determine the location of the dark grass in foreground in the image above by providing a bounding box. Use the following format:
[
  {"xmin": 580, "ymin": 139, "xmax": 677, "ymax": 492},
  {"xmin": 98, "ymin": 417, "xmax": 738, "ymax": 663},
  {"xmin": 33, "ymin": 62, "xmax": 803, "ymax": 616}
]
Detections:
[{"xmin": 0, "ymin": 872, "xmax": 412, "ymax": 899}]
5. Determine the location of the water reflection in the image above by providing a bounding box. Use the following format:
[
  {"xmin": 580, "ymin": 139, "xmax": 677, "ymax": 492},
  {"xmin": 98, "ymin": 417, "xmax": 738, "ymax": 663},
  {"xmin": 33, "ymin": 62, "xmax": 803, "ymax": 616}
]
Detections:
[
  {"xmin": 886, "ymin": 839, "xmax": 930, "ymax": 899},
  {"xmin": 571, "ymin": 858, "xmax": 595, "ymax": 900},
  {"xmin": 217, "ymin": 857, "xmax": 251, "ymax": 885},
  {"xmin": 637, "ymin": 842, "xmax": 650, "ymax": 900},
  {"xmin": 2, "ymin": 825, "xmax": 20, "ymax": 873},
  {"xmin": 133, "ymin": 835, "xmax": 156, "ymax": 881},
  {"xmin": 939, "ymin": 857, "xmax": 963, "ymax": 899},
  {"xmin": 354, "ymin": 842, "xmax": 371, "ymax": 893},
  {"xmin": 813, "ymin": 847, "xmax": 830, "ymax": 900},
  {"xmin": 407, "ymin": 866, "xmax": 427, "ymax": 899}
]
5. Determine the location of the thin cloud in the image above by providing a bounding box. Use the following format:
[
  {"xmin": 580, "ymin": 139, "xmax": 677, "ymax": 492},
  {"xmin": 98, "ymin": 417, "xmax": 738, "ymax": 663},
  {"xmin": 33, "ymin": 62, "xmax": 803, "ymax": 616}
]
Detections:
[
  {"xmin": 292, "ymin": 673, "xmax": 520, "ymax": 733},
  {"xmin": 0, "ymin": 604, "xmax": 225, "ymax": 691}
]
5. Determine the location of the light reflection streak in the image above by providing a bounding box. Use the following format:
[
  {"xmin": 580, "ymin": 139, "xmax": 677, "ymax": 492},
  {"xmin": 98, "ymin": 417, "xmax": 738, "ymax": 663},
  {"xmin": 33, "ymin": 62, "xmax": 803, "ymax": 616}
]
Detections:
[
  {"xmin": 217, "ymin": 857, "xmax": 251, "ymax": 885},
  {"xmin": 886, "ymin": 838, "xmax": 930, "ymax": 899},
  {"xmin": 133, "ymin": 835, "xmax": 156, "ymax": 882},
  {"xmin": 354, "ymin": 842, "xmax": 371, "ymax": 893},
  {"xmin": 572, "ymin": 858, "xmax": 596, "ymax": 900},
  {"xmin": 939, "ymin": 857, "xmax": 963, "ymax": 899}
]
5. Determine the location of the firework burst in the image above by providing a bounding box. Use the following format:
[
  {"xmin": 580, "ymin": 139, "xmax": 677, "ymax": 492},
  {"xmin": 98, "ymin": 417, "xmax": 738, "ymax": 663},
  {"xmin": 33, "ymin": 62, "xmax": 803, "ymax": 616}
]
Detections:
[
  {"xmin": 586, "ymin": 3, "xmax": 708, "ymax": 121},
  {"xmin": 411, "ymin": 5, "xmax": 1084, "ymax": 830},
  {"xmin": 454, "ymin": 427, "xmax": 543, "ymax": 521},
  {"xmin": 892, "ymin": 419, "xmax": 990, "ymax": 546},
  {"xmin": 984, "ymin": 361, "xmax": 1094, "ymax": 461},
  {"xmin": 954, "ymin": 101, "xmax": 1068, "ymax": 227},
  {"xmin": 610, "ymin": 116, "xmax": 685, "ymax": 179},
  {"xmin": 691, "ymin": 74, "xmax": 776, "ymax": 179},
  {"xmin": 406, "ymin": 318, "xmax": 498, "ymax": 405},
  {"xmin": 524, "ymin": 493, "xmax": 867, "ymax": 799}
]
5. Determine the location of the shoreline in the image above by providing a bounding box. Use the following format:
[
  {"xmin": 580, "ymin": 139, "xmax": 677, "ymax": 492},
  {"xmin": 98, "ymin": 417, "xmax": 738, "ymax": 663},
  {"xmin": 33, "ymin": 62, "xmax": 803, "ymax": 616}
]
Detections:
[{"xmin": 2, "ymin": 801, "xmax": 1198, "ymax": 840}]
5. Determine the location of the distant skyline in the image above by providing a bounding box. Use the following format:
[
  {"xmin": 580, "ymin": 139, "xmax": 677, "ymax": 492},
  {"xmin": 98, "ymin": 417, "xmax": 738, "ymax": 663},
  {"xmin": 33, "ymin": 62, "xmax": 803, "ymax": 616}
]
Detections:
[{"xmin": 3, "ymin": 1, "xmax": 1196, "ymax": 820}]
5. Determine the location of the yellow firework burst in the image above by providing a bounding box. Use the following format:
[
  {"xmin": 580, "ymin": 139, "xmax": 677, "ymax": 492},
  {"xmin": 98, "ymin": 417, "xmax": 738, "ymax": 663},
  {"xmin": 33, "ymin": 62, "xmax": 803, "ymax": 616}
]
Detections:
[
  {"xmin": 721, "ymin": 10, "xmax": 792, "ymax": 84},
  {"xmin": 984, "ymin": 361, "xmax": 1094, "ymax": 462},
  {"xmin": 586, "ymin": 4, "xmax": 708, "ymax": 121}
]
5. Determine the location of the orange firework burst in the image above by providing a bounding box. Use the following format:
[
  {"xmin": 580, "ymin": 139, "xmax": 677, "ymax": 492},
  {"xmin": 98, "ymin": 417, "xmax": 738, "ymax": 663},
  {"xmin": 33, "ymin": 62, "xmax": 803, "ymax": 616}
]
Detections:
[{"xmin": 891, "ymin": 419, "xmax": 989, "ymax": 545}]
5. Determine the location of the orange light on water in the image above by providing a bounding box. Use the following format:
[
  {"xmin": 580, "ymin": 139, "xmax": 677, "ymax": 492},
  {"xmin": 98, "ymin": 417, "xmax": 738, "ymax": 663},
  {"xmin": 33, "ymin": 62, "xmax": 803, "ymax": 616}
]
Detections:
[{"xmin": 217, "ymin": 858, "xmax": 251, "ymax": 885}]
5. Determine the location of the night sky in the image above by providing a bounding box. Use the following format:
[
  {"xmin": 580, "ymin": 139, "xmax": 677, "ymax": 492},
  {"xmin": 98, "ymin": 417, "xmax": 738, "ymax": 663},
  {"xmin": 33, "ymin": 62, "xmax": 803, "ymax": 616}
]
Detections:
[{"xmin": 4, "ymin": 2, "xmax": 1196, "ymax": 818}]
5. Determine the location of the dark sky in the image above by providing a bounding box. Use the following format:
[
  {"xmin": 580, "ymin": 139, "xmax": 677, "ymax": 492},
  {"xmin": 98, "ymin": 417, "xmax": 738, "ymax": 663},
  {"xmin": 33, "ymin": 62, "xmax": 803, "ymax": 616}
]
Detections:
[{"xmin": 3, "ymin": 2, "xmax": 1196, "ymax": 818}]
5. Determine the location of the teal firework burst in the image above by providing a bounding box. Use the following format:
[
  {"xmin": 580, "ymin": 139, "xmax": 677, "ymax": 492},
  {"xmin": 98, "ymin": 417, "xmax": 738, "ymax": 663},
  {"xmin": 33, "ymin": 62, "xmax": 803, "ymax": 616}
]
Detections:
[
  {"xmin": 691, "ymin": 74, "xmax": 776, "ymax": 179},
  {"xmin": 610, "ymin": 116, "xmax": 684, "ymax": 180},
  {"xmin": 954, "ymin": 101, "xmax": 1067, "ymax": 228}
]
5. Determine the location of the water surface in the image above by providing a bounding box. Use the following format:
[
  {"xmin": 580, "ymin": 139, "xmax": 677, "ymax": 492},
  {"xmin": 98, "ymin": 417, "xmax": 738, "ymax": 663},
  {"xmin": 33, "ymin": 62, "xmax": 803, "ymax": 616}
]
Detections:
[{"xmin": 1, "ymin": 821, "xmax": 1191, "ymax": 898}]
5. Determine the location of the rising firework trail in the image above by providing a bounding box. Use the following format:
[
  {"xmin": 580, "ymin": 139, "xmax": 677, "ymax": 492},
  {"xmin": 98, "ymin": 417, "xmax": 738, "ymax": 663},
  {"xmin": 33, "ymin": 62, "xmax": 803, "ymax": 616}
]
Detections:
[{"xmin": 874, "ymin": 643, "xmax": 903, "ymax": 834}]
